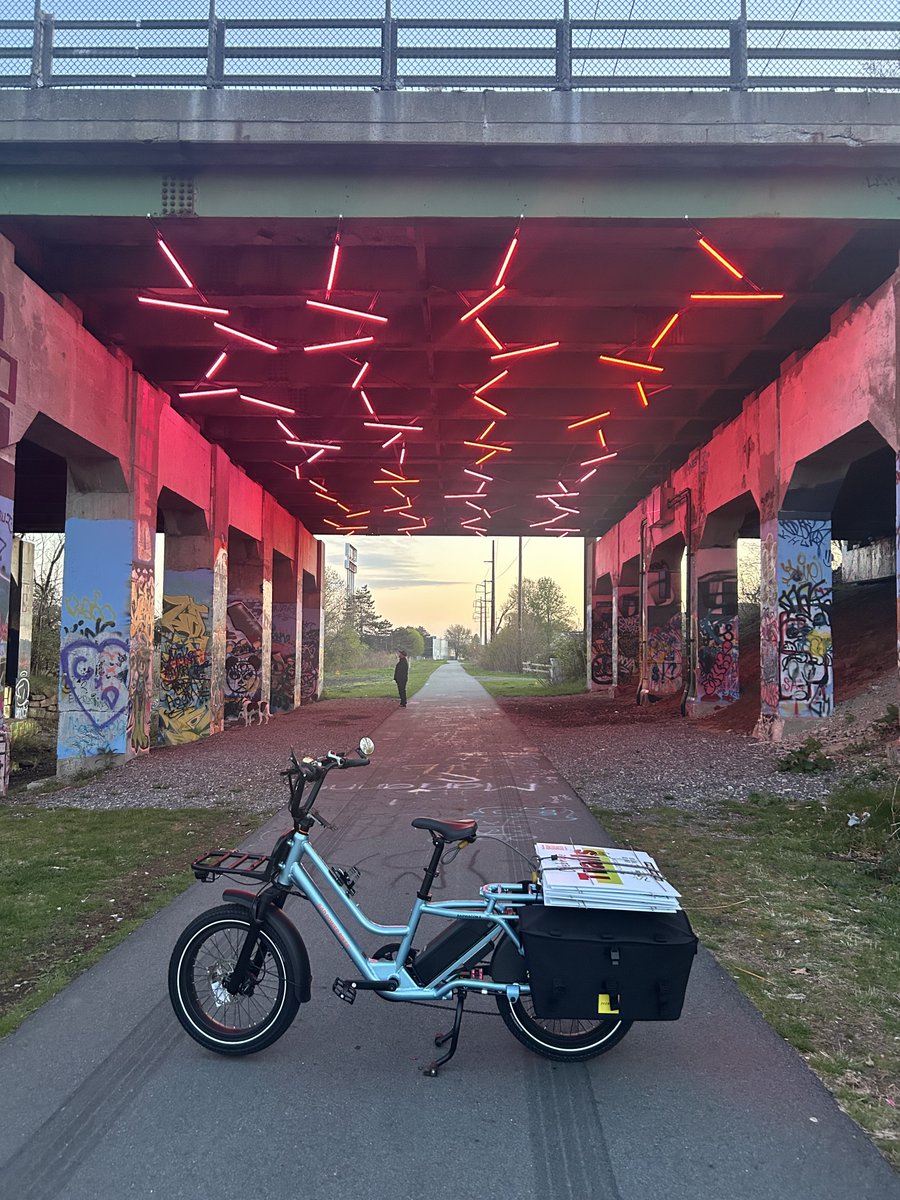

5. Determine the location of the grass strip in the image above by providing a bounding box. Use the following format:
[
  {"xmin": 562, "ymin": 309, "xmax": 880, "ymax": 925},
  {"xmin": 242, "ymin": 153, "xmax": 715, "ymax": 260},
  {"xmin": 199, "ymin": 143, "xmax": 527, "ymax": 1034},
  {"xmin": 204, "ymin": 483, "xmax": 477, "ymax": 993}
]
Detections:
[
  {"xmin": 460, "ymin": 663, "xmax": 586, "ymax": 697},
  {"xmin": 0, "ymin": 804, "xmax": 253, "ymax": 1038},
  {"xmin": 321, "ymin": 658, "xmax": 443, "ymax": 699},
  {"xmin": 593, "ymin": 779, "xmax": 900, "ymax": 1170}
]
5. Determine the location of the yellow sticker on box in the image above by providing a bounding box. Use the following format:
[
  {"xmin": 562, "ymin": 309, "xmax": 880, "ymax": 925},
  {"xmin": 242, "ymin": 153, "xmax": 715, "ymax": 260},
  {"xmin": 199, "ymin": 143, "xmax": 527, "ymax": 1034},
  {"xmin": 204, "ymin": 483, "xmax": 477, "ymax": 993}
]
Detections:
[{"xmin": 597, "ymin": 994, "xmax": 619, "ymax": 1014}]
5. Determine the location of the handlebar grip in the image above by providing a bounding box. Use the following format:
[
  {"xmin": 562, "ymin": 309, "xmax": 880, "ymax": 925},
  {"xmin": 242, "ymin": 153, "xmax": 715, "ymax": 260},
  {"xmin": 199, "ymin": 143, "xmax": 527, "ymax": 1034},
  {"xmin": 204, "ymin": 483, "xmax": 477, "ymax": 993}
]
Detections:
[{"xmin": 343, "ymin": 756, "xmax": 369, "ymax": 768}]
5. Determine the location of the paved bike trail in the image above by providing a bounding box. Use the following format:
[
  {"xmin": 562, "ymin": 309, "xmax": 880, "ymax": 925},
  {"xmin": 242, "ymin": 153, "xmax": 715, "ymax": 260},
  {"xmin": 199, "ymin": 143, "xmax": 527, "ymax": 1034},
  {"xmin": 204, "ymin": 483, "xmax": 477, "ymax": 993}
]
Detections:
[{"xmin": 0, "ymin": 661, "xmax": 897, "ymax": 1200}]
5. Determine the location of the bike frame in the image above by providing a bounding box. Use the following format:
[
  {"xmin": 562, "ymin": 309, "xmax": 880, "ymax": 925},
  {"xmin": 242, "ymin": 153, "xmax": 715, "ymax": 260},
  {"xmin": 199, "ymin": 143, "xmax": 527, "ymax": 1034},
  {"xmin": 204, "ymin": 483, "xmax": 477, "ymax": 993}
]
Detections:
[{"xmin": 275, "ymin": 829, "xmax": 537, "ymax": 1003}]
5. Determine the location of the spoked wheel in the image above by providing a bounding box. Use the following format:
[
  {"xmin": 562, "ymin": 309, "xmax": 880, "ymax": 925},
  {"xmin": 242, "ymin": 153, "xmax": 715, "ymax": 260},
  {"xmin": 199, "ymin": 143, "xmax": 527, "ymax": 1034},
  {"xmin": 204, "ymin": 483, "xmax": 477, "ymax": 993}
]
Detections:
[
  {"xmin": 168, "ymin": 904, "xmax": 300, "ymax": 1055},
  {"xmin": 496, "ymin": 990, "xmax": 632, "ymax": 1062}
]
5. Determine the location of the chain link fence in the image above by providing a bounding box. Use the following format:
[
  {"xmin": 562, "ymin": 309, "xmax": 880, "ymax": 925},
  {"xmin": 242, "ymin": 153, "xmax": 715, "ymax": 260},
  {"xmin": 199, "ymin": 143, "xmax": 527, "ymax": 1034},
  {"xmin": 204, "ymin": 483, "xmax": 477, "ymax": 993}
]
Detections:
[{"xmin": 0, "ymin": 0, "xmax": 897, "ymax": 89}]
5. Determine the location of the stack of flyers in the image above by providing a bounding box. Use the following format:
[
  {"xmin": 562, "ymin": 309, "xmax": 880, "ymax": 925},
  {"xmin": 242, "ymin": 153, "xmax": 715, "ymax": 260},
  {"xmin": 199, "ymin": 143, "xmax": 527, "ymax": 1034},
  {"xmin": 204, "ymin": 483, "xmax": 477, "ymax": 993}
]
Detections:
[{"xmin": 534, "ymin": 842, "xmax": 681, "ymax": 912}]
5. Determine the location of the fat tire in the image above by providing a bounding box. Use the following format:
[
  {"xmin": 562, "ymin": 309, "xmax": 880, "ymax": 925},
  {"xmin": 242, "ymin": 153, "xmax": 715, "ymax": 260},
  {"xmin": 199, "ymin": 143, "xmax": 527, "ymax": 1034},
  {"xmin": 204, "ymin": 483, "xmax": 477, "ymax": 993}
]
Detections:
[
  {"xmin": 495, "ymin": 991, "xmax": 632, "ymax": 1062},
  {"xmin": 168, "ymin": 904, "xmax": 300, "ymax": 1056}
]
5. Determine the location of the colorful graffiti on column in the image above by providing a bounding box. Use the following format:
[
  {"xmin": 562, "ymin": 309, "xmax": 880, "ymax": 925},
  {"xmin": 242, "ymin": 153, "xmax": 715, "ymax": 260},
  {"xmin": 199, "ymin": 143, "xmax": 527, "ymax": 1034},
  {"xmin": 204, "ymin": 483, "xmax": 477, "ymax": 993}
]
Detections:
[
  {"xmin": 646, "ymin": 560, "xmax": 682, "ymax": 696},
  {"xmin": 158, "ymin": 571, "xmax": 213, "ymax": 745},
  {"xmin": 0, "ymin": 494, "xmax": 13, "ymax": 690},
  {"xmin": 616, "ymin": 588, "xmax": 639, "ymax": 683},
  {"xmin": 127, "ymin": 564, "xmax": 154, "ymax": 754},
  {"xmin": 225, "ymin": 598, "xmax": 262, "ymax": 723},
  {"xmin": 58, "ymin": 519, "xmax": 132, "ymax": 760},
  {"xmin": 590, "ymin": 595, "xmax": 614, "ymax": 688},
  {"xmin": 271, "ymin": 602, "xmax": 297, "ymax": 714},
  {"xmin": 210, "ymin": 547, "xmax": 227, "ymax": 734},
  {"xmin": 697, "ymin": 558, "xmax": 739, "ymax": 703},
  {"xmin": 777, "ymin": 518, "xmax": 833, "ymax": 718}
]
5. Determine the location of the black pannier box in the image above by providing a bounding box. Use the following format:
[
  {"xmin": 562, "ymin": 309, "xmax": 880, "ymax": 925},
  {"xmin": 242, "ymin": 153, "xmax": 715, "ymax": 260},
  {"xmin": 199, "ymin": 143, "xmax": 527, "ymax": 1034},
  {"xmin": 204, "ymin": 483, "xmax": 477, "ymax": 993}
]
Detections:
[{"xmin": 519, "ymin": 904, "xmax": 697, "ymax": 1021}]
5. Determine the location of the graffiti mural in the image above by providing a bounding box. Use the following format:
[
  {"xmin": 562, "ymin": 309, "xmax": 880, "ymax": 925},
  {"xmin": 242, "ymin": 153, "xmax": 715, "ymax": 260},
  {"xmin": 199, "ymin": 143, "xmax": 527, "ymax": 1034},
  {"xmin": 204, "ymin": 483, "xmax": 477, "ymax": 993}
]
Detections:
[
  {"xmin": 158, "ymin": 569, "xmax": 213, "ymax": 746},
  {"xmin": 758, "ymin": 524, "xmax": 780, "ymax": 719},
  {"xmin": 210, "ymin": 546, "xmax": 227, "ymax": 734},
  {"xmin": 777, "ymin": 518, "xmax": 833, "ymax": 718},
  {"xmin": 646, "ymin": 560, "xmax": 682, "ymax": 696},
  {"xmin": 617, "ymin": 588, "xmax": 639, "ymax": 683},
  {"xmin": 301, "ymin": 569, "xmax": 321, "ymax": 702},
  {"xmin": 271, "ymin": 602, "xmax": 297, "ymax": 714},
  {"xmin": 58, "ymin": 519, "xmax": 132, "ymax": 760},
  {"xmin": 0, "ymin": 493, "xmax": 13, "ymax": 692},
  {"xmin": 225, "ymin": 598, "xmax": 262, "ymax": 723},
  {"xmin": 590, "ymin": 593, "xmax": 614, "ymax": 688},
  {"xmin": 696, "ymin": 552, "xmax": 739, "ymax": 703},
  {"xmin": 127, "ymin": 564, "xmax": 154, "ymax": 754}
]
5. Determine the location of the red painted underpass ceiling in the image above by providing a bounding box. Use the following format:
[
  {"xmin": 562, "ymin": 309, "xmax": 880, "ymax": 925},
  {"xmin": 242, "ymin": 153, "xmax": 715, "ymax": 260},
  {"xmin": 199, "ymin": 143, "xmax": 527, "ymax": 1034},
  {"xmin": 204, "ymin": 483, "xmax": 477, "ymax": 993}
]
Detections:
[{"xmin": 6, "ymin": 213, "xmax": 900, "ymax": 537}]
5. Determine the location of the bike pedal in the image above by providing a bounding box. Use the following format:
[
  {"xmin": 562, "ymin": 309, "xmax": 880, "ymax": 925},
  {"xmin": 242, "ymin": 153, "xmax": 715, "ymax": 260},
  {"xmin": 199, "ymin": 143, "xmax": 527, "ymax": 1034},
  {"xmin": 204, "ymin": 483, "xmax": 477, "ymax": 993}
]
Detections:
[{"xmin": 332, "ymin": 978, "xmax": 356, "ymax": 1004}]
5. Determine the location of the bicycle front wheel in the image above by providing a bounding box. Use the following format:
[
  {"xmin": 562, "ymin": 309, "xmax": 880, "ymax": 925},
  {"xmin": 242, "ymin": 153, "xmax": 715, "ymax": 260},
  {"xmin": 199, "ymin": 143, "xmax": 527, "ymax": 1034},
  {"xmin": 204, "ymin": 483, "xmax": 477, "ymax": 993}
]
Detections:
[
  {"xmin": 168, "ymin": 904, "xmax": 300, "ymax": 1056},
  {"xmin": 496, "ymin": 991, "xmax": 632, "ymax": 1062}
]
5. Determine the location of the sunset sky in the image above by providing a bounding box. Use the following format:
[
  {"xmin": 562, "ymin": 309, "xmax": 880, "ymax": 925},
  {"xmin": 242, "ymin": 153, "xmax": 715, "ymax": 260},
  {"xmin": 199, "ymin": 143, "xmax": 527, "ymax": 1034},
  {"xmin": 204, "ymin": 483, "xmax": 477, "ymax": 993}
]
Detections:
[{"xmin": 320, "ymin": 534, "xmax": 586, "ymax": 637}]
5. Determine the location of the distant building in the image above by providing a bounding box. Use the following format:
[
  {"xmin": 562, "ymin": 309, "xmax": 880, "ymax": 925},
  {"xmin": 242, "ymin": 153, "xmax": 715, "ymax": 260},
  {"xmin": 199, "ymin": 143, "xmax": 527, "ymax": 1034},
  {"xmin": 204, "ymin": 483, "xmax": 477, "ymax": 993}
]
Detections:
[{"xmin": 425, "ymin": 635, "xmax": 449, "ymax": 660}]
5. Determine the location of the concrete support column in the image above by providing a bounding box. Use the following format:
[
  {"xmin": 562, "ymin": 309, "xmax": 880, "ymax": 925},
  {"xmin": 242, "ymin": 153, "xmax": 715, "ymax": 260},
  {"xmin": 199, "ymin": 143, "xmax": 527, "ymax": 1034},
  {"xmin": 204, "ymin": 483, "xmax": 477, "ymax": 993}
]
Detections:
[
  {"xmin": 616, "ymin": 581, "xmax": 639, "ymax": 687},
  {"xmin": 691, "ymin": 545, "xmax": 740, "ymax": 711},
  {"xmin": 260, "ymin": 543, "xmax": 272, "ymax": 711},
  {"xmin": 225, "ymin": 538, "xmax": 264, "ymax": 724},
  {"xmin": 590, "ymin": 576, "xmax": 615, "ymax": 693},
  {"xmin": 158, "ymin": 537, "xmax": 216, "ymax": 746},
  {"xmin": 0, "ymin": 453, "xmax": 14, "ymax": 791},
  {"xmin": 9, "ymin": 536, "xmax": 34, "ymax": 718},
  {"xmin": 644, "ymin": 548, "xmax": 684, "ymax": 698},
  {"xmin": 271, "ymin": 552, "xmax": 300, "ymax": 714},
  {"xmin": 758, "ymin": 513, "xmax": 833, "ymax": 737},
  {"xmin": 300, "ymin": 541, "xmax": 325, "ymax": 702}
]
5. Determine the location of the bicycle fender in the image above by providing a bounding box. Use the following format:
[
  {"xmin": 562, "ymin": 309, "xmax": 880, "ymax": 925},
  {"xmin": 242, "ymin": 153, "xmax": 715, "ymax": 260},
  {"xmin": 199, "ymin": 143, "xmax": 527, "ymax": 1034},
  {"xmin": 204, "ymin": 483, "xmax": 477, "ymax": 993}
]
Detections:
[
  {"xmin": 490, "ymin": 934, "xmax": 527, "ymax": 984},
  {"xmin": 223, "ymin": 888, "xmax": 313, "ymax": 1004}
]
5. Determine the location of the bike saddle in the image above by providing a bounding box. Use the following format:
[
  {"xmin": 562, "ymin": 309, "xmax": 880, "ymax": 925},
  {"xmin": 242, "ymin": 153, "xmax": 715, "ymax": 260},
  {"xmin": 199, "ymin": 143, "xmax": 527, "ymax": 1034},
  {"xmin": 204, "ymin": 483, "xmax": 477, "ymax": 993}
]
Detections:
[{"xmin": 411, "ymin": 817, "xmax": 478, "ymax": 842}]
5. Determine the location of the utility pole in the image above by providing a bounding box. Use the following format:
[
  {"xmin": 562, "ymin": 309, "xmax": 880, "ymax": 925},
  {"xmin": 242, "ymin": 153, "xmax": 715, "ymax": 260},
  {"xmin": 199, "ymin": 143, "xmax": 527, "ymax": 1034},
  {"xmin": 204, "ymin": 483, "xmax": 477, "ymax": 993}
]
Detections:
[
  {"xmin": 517, "ymin": 535, "xmax": 523, "ymax": 672},
  {"xmin": 491, "ymin": 539, "xmax": 496, "ymax": 641}
]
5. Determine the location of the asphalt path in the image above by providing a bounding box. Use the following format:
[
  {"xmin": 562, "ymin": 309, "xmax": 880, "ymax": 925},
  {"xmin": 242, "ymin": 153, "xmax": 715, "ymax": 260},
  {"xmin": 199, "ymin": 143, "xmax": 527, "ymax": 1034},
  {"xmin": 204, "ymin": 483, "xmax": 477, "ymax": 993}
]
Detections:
[{"xmin": 1, "ymin": 662, "xmax": 897, "ymax": 1200}]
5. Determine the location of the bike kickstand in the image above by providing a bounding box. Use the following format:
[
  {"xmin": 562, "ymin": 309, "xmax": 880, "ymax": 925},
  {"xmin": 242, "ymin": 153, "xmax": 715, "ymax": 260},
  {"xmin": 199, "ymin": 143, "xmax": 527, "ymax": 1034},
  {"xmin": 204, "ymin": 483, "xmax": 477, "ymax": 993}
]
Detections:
[{"xmin": 424, "ymin": 991, "xmax": 466, "ymax": 1077}]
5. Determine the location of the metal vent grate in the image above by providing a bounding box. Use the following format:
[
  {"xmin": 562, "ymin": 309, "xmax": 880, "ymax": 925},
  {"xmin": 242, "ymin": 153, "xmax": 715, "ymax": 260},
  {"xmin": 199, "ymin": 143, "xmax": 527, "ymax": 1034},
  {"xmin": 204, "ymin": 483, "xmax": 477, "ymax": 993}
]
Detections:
[{"xmin": 161, "ymin": 176, "xmax": 196, "ymax": 217}]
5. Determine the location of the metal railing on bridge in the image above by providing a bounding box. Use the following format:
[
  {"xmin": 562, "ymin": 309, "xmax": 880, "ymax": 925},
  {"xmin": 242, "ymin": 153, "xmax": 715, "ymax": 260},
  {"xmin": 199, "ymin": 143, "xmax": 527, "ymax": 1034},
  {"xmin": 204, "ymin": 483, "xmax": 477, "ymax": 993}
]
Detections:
[{"xmin": 0, "ymin": 1, "xmax": 898, "ymax": 91}]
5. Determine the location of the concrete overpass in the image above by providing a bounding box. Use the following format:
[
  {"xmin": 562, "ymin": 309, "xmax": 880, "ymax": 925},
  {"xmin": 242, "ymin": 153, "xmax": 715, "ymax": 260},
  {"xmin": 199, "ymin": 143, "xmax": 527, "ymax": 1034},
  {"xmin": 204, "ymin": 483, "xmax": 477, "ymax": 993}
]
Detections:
[{"xmin": 0, "ymin": 88, "xmax": 899, "ymax": 785}]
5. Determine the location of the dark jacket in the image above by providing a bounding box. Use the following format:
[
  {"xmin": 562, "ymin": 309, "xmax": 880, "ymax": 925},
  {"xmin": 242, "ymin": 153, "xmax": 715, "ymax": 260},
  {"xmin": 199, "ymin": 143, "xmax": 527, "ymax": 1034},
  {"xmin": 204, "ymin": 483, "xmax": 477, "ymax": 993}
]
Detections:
[{"xmin": 393, "ymin": 656, "xmax": 409, "ymax": 684}]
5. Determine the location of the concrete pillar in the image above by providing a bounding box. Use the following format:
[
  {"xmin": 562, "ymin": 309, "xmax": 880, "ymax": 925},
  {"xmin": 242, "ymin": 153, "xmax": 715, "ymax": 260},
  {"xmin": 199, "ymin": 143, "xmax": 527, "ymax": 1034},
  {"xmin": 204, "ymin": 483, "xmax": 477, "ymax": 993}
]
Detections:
[
  {"xmin": 260, "ymin": 542, "xmax": 273, "ymax": 710},
  {"xmin": 158, "ymin": 536, "xmax": 216, "ymax": 746},
  {"xmin": 300, "ymin": 541, "xmax": 325, "ymax": 702},
  {"xmin": 590, "ymin": 575, "xmax": 615, "ymax": 693},
  {"xmin": 0, "ymin": 454, "xmax": 14, "ymax": 791},
  {"xmin": 9, "ymin": 536, "xmax": 34, "ymax": 718},
  {"xmin": 225, "ymin": 535, "xmax": 264, "ymax": 724},
  {"xmin": 616, "ymin": 582, "xmax": 639, "ymax": 686},
  {"xmin": 644, "ymin": 546, "xmax": 684, "ymax": 698},
  {"xmin": 271, "ymin": 553, "xmax": 301, "ymax": 714},
  {"xmin": 758, "ymin": 513, "xmax": 833, "ymax": 736},
  {"xmin": 692, "ymin": 545, "xmax": 739, "ymax": 709}
]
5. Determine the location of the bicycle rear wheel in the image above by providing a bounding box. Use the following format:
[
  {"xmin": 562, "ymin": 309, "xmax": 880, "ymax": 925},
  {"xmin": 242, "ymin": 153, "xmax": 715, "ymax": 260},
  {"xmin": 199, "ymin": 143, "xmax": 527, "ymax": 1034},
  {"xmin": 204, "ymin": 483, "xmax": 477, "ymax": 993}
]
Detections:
[
  {"xmin": 496, "ymin": 991, "xmax": 631, "ymax": 1062},
  {"xmin": 168, "ymin": 903, "xmax": 300, "ymax": 1055}
]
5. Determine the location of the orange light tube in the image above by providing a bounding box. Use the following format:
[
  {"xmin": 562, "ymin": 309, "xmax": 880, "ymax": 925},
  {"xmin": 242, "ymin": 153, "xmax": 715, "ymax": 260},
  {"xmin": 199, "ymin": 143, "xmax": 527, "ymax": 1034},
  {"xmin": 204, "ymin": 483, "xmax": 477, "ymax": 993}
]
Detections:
[
  {"xmin": 384, "ymin": 501, "xmax": 412, "ymax": 513},
  {"xmin": 240, "ymin": 395, "xmax": 296, "ymax": 415},
  {"xmin": 597, "ymin": 429, "xmax": 607, "ymax": 447},
  {"xmin": 474, "ymin": 395, "xmax": 507, "ymax": 417},
  {"xmin": 567, "ymin": 410, "xmax": 611, "ymax": 430},
  {"xmin": 323, "ymin": 519, "xmax": 342, "ymax": 529},
  {"xmin": 157, "ymin": 236, "xmax": 195, "ymax": 290},
  {"xmin": 178, "ymin": 387, "xmax": 238, "ymax": 399},
  {"xmin": 579, "ymin": 451, "xmax": 619, "ymax": 467},
  {"xmin": 459, "ymin": 285, "xmax": 506, "ymax": 325},
  {"xmin": 306, "ymin": 300, "xmax": 388, "ymax": 325},
  {"xmin": 139, "ymin": 296, "xmax": 229, "ymax": 317},
  {"xmin": 636, "ymin": 382, "xmax": 650, "ymax": 408},
  {"xmin": 373, "ymin": 478, "xmax": 420, "ymax": 485},
  {"xmin": 345, "ymin": 510, "xmax": 370, "ymax": 519},
  {"xmin": 697, "ymin": 237, "xmax": 744, "ymax": 280},
  {"xmin": 598, "ymin": 355, "xmax": 664, "ymax": 373},
  {"xmin": 204, "ymin": 351, "xmax": 228, "ymax": 380},
  {"xmin": 475, "ymin": 319, "xmax": 504, "ymax": 351},
  {"xmin": 477, "ymin": 370, "xmax": 509, "ymax": 393},
  {"xmin": 464, "ymin": 440, "xmax": 511, "ymax": 454},
  {"xmin": 390, "ymin": 486, "xmax": 407, "ymax": 498},
  {"xmin": 476, "ymin": 421, "xmax": 496, "ymax": 441},
  {"xmin": 690, "ymin": 292, "xmax": 784, "ymax": 302},
  {"xmin": 380, "ymin": 468, "xmax": 406, "ymax": 479},
  {"xmin": 351, "ymin": 361, "xmax": 370, "ymax": 389},
  {"xmin": 304, "ymin": 336, "xmax": 375, "ymax": 353},
  {"xmin": 310, "ymin": 479, "xmax": 328, "ymax": 492},
  {"xmin": 475, "ymin": 450, "xmax": 498, "ymax": 466},
  {"xmin": 490, "ymin": 341, "xmax": 559, "ymax": 362},
  {"xmin": 214, "ymin": 323, "xmax": 279, "ymax": 352},
  {"xmin": 494, "ymin": 235, "xmax": 518, "ymax": 288},
  {"xmin": 650, "ymin": 312, "xmax": 680, "ymax": 350}
]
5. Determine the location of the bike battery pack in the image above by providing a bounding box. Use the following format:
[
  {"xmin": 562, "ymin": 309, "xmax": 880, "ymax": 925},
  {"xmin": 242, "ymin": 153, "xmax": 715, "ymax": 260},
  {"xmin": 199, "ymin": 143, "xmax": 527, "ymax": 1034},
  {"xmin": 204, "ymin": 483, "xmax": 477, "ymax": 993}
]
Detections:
[{"xmin": 412, "ymin": 917, "xmax": 495, "ymax": 986}]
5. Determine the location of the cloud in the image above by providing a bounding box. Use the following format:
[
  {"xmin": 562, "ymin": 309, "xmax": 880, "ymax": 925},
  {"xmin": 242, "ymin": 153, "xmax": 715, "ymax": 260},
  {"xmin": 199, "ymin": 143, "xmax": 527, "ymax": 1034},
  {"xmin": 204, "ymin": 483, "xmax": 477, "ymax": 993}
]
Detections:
[{"xmin": 363, "ymin": 577, "xmax": 469, "ymax": 590}]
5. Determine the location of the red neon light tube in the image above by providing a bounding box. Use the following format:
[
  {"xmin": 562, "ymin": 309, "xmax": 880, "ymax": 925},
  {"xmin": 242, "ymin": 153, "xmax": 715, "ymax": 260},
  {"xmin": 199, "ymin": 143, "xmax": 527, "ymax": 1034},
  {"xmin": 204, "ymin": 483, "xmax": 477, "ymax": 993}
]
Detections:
[
  {"xmin": 306, "ymin": 449, "xmax": 325, "ymax": 463},
  {"xmin": 567, "ymin": 410, "xmax": 611, "ymax": 430},
  {"xmin": 579, "ymin": 469, "xmax": 597, "ymax": 482},
  {"xmin": 156, "ymin": 236, "xmax": 195, "ymax": 290},
  {"xmin": 477, "ymin": 370, "xmax": 509, "ymax": 393},
  {"xmin": 364, "ymin": 422, "xmax": 423, "ymax": 433},
  {"xmin": 464, "ymin": 469, "xmax": 493, "ymax": 482},
  {"xmin": 474, "ymin": 395, "xmax": 507, "ymax": 417},
  {"xmin": 294, "ymin": 465, "xmax": 301, "ymax": 480},
  {"xmin": 490, "ymin": 341, "xmax": 559, "ymax": 362},
  {"xmin": 382, "ymin": 433, "xmax": 402, "ymax": 448},
  {"xmin": 178, "ymin": 387, "xmax": 238, "ymax": 399},
  {"xmin": 459, "ymin": 285, "xmax": 506, "ymax": 325},
  {"xmin": 240, "ymin": 395, "xmax": 296, "ymax": 414},
  {"xmin": 214, "ymin": 323, "xmax": 279, "ymax": 352},
  {"xmin": 444, "ymin": 494, "xmax": 482, "ymax": 500},
  {"xmin": 306, "ymin": 300, "xmax": 388, "ymax": 325},
  {"xmin": 310, "ymin": 479, "xmax": 328, "ymax": 492},
  {"xmin": 359, "ymin": 390, "xmax": 376, "ymax": 416},
  {"xmin": 697, "ymin": 237, "xmax": 744, "ymax": 280},
  {"xmin": 650, "ymin": 312, "xmax": 680, "ymax": 350},
  {"xmin": 286, "ymin": 440, "xmax": 341, "ymax": 451},
  {"xmin": 304, "ymin": 336, "xmax": 375, "ymax": 353},
  {"xmin": 579, "ymin": 451, "xmax": 618, "ymax": 467},
  {"xmin": 598, "ymin": 355, "xmax": 664, "ymax": 373},
  {"xmin": 690, "ymin": 292, "xmax": 784, "ymax": 302},
  {"xmin": 276, "ymin": 418, "xmax": 295, "ymax": 438},
  {"xmin": 494, "ymin": 235, "xmax": 518, "ymax": 288},
  {"xmin": 138, "ymin": 296, "xmax": 229, "ymax": 317},
  {"xmin": 326, "ymin": 238, "xmax": 341, "ymax": 296},
  {"xmin": 380, "ymin": 468, "xmax": 406, "ymax": 479},
  {"xmin": 351, "ymin": 361, "xmax": 370, "ymax": 389},
  {"xmin": 204, "ymin": 351, "xmax": 228, "ymax": 380},
  {"xmin": 475, "ymin": 320, "xmax": 504, "ymax": 351}
]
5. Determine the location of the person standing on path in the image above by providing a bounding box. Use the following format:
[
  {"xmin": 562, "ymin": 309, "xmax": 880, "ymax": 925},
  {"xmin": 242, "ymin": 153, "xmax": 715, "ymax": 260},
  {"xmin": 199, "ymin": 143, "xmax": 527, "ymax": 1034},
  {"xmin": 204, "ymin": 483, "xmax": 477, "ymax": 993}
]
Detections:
[{"xmin": 394, "ymin": 648, "xmax": 409, "ymax": 707}]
